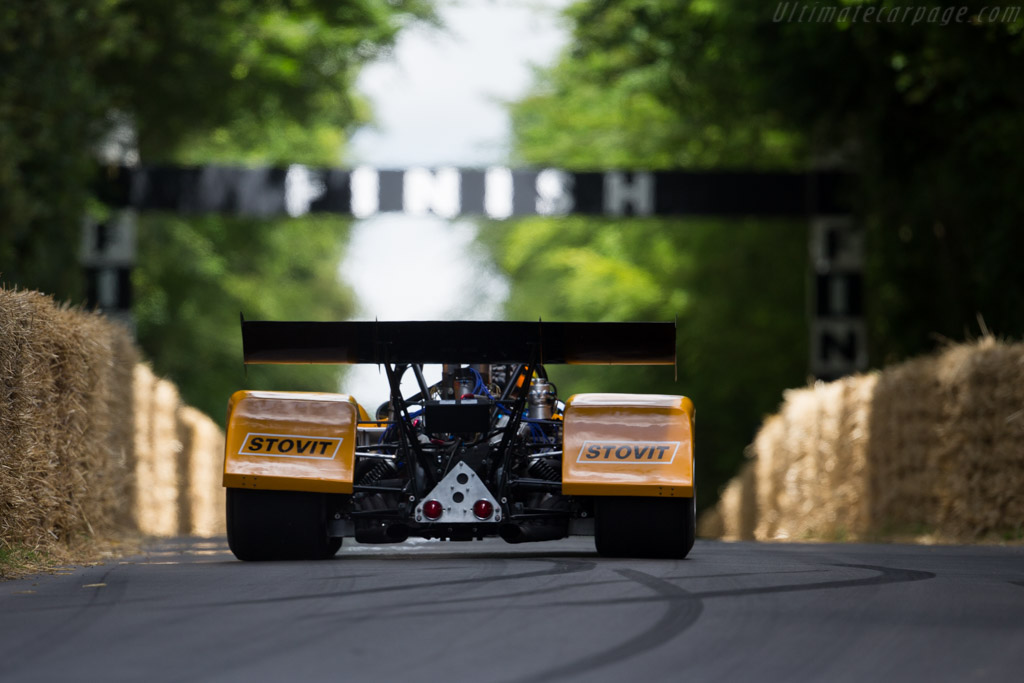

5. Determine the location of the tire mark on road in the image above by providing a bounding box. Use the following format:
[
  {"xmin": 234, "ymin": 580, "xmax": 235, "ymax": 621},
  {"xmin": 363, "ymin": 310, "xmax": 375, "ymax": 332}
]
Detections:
[
  {"xmin": 661, "ymin": 568, "xmax": 826, "ymax": 581},
  {"xmin": 302, "ymin": 569, "xmax": 831, "ymax": 623},
  {"xmin": 300, "ymin": 576, "xmax": 628, "ymax": 623},
  {"xmin": 506, "ymin": 569, "xmax": 703, "ymax": 683},
  {"xmin": 546, "ymin": 563, "xmax": 935, "ymax": 609},
  {"xmin": 695, "ymin": 563, "xmax": 935, "ymax": 599},
  {"xmin": 197, "ymin": 557, "xmax": 597, "ymax": 608}
]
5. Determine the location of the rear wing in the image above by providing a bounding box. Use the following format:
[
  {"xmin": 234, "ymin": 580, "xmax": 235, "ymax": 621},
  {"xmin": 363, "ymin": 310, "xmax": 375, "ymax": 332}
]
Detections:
[{"xmin": 241, "ymin": 319, "xmax": 675, "ymax": 366}]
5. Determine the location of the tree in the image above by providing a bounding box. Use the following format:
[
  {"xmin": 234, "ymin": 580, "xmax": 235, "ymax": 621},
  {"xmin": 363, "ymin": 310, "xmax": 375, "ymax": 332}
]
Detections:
[
  {"xmin": 494, "ymin": 2, "xmax": 816, "ymax": 510},
  {"xmin": 498, "ymin": 0, "xmax": 1024, "ymax": 508},
  {"xmin": 0, "ymin": 0, "xmax": 434, "ymax": 300},
  {"xmin": 134, "ymin": 213, "xmax": 355, "ymax": 423},
  {"xmin": 524, "ymin": 0, "xmax": 1024, "ymax": 361},
  {"xmin": 1, "ymin": 0, "xmax": 435, "ymax": 419},
  {"xmin": 479, "ymin": 217, "xmax": 808, "ymax": 511}
]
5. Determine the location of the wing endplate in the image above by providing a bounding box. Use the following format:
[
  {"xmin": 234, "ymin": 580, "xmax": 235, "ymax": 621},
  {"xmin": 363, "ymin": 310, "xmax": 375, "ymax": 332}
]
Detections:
[{"xmin": 561, "ymin": 393, "xmax": 695, "ymax": 498}]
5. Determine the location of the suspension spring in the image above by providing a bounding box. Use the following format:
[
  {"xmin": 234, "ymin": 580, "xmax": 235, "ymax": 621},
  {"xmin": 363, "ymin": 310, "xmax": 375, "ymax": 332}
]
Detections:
[
  {"xmin": 359, "ymin": 459, "xmax": 396, "ymax": 485},
  {"xmin": 527, "ymin": 459, "xmax": 560, "ymax": 482}
]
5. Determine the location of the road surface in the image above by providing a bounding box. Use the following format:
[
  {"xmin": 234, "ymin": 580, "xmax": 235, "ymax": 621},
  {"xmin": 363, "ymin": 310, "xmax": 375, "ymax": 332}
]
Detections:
[{"xmin": 2, "ymin": 537, "xmax": 1022, "ymax": 682}]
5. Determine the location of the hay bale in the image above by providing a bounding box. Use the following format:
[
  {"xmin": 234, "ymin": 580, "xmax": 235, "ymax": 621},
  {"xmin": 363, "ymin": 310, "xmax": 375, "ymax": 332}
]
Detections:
[
  {"xmin": 697, "ymin": 507, "xmax": 724, "ymax": 539},
  {"xmin": 0, "ymin": 289, "xmax": 135, "ymax": 554},
  {"xmin": 868, "ymin": 352, "xmax": 949, "ymax": 536},
  {"xmin": 106, "ymin": 327, "xmax": 138, "ymax": 532},
  {"xmin": 54, "ymin": 304, "xmax": 138, "ymax": 541},
  {"xmin": 750, "ymin": 373, "xmax": 875, "ymax": 542},
  {"xmin": 865, "ymin": 338, "xmax": 1024, "ymax": 540},
  {"xmin": 691, "ymin": 337, "xmax": 1024, "ymax": 545},
  {"xmin": 0, "ymin": 289, "xmax": 63, "ymax": 551},
  {"xmin": 751, "ymin": 412, "xmax": 784, "ymax": 540},
  {"xmin": 829, "ymin": 374, "xmax": 875, "ymax": 538},
  {"xmin": 177, "ymin": 406, "xmax": 226, "ymax": 537},
  {"xmin": 931, "ymin": 340, "xmax": 1024, "ymax": 538},
  {"xmin": 734, "ymin": 337, "xmax": 1024, "ymax": 544},
  {"xmin": 2, "ymin": 287, "xmax": 228, "ymax": 567},
  {"xmin": 718, "ymin": 459, "xmax": 757, "ymax": 540},
  {"xmin": 133, "ymin": 373, "xmax": 181, "ymax": 536}
]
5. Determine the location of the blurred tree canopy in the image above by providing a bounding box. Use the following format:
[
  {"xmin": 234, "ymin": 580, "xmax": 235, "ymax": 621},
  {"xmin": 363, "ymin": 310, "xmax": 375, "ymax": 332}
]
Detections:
[
  {"xmin": 497, "ymin": 0, "xmax": 1024, "ymax": 507},
  {"xmin": 1, "ymin": 0, "xmax": 433, "ymax": 420},
  {"xmin": 134, "ymin": 213, "xmax": 355, "ymax": 423},
  {"xmin": 478, "ymin": 218, "xmax": 808, "ymax": 511}
]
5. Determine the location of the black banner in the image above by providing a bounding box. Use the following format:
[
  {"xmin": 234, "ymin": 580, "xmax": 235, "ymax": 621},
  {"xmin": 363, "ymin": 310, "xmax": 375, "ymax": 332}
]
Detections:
[{"xmin": 95, "ymin": 165, "xmax": 849, "ymax": 218}]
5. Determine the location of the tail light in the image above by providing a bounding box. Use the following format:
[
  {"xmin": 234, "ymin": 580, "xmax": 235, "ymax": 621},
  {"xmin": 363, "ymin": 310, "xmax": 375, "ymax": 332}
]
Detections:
[
  {"xmin": 473, "ymin": 499, "xmax": 494, "ymax": 520},
  {"xmin": 423, "ymin": 499, "xmax": 443, "ymax": 521}
]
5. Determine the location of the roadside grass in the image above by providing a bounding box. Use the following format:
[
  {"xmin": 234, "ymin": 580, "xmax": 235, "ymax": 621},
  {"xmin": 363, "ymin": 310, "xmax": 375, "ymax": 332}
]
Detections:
[
  {"xmin": 997, "ymin": 525, "xmax": 1024, "ymax": 543},
  {"xmin": 859, "ymin": 521, "xmax": 1024, "ymax": 546},
  {"xmin": 1, "ymin": 534, "xmax": 147, "ymax": 581},
  {"xmin": 0, "ymin": 544, "xmax": 57, "ymax": 580}
]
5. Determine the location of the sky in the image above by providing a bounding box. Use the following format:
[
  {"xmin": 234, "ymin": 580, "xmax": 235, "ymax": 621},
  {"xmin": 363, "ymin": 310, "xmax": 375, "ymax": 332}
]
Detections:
[
  {"xmin": 348, "ymin": 0, "xmax": 571, "ymax": 168},
  {"xmin": 338, "ymin": 0, "xmax": 571, "ymax": 407}
]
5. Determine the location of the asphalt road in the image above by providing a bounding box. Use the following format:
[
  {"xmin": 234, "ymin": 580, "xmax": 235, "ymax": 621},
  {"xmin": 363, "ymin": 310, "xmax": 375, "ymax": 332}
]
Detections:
[{"xmin": 1, "ymin": 537, "xmax": 1022, "ymax": 682}]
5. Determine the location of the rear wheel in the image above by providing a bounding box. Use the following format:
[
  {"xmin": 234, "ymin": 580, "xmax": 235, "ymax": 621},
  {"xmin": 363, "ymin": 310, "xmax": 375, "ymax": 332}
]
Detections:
[
  {"xmin": 594, "ymin": 495, "xmax": 695, "ymax": 559},
  {"xmin": 226, "ymin": 488, "xmax": 342, "ymax": 561}
]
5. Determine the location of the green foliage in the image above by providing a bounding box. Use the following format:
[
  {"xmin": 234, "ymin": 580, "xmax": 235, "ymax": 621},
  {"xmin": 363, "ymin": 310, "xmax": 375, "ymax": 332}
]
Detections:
[
  {"xmin": 97, "ymin": 0, "xmax": 435, "ymax": 162},
  {"xmin": 481, "ymin": 217, "xmax": 807, "ymax": 511},
  {"xmin": 134, "ymin": 214, "xmax": 355, "ymax": 424},
  {"xmin": 0, "ymin": 544, "xmax": 48, "ymax": 580},
  {"xmin": 0, "ymin": 0, "xmax": 434, "ymax": 300},
  {"xmin": 0, "ymin": 1, "xmax": 121, "ymax": 300},
  {"xmin": 710, "ymin": 0, "xmax": 1024, "ymax": 362},
  {"xmin": 511, "ymin": 0, "xmax": 806, "ymax": 169},
  {"xmin": 497, "ymin": 0, "xmax": 814, "ymax": 508},
  {"xmin": 527, "ymin": 0, "xmax": 1024, "ymax": 362},
  {"xmin": 501, "ymin": 0, "xmax": 1024, "ymax": 507},
  {"xmin": 1, "ymin": 0, "xmax": 433, "ymax": 421}
]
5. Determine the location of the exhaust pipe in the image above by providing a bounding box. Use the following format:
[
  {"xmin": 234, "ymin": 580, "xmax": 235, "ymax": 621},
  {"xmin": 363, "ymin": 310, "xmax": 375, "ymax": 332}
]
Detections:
[
  {"xmin": 499, "ymin": 522, "xmax": 568, "ymax": 544},
  {"xmin": 354, "ymin": 522, "xmax": 409, "ymax": 544}
]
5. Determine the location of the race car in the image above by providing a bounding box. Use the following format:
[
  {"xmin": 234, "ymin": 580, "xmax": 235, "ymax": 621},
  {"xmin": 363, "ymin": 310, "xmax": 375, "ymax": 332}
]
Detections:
[{"xmin": 223, "ymin": 320, "xmax": 695, "ymax": 560}]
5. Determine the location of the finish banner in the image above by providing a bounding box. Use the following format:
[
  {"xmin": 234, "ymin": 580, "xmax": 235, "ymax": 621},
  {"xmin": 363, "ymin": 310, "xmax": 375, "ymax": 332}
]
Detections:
[{"xmin": 95, "ymin": 165, "xmax": 848, "ymax": 218}]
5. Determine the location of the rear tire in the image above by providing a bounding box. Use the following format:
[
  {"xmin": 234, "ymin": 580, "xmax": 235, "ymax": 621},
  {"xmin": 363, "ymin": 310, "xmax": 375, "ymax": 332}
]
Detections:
[
  {"xmin": 227, "ymin": 488, "xmax": 342, "ymax": 561},
  {"xmin": 594, "ymin": 495, "xmax": 695, "ymax": 559}
]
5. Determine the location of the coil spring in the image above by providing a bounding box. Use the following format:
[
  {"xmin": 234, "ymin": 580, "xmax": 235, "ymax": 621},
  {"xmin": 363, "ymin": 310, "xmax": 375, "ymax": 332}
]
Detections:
[
  {"xmin": 528, "ymin": 459, "xmax": 560, "ymax": 482},
  {"xmin": 360, "ymin": 459, "xmax": 395, "ymax": 485}
]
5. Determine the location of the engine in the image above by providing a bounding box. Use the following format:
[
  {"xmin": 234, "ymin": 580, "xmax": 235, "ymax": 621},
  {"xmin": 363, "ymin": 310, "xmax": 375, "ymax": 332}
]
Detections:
[{"xmin": 349, "ymin": 363, "xmax": 570, "ymax": 543}]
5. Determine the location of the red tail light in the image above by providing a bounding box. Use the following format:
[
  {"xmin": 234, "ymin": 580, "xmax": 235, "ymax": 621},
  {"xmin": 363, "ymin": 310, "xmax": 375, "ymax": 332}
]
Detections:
[
  {"xmin": 423, "ymin": 499, "xmax": 443, "ymax": 521},
  {"xmin": 473, "ymin": 499, "xmax": 494, "ymax": 520}
]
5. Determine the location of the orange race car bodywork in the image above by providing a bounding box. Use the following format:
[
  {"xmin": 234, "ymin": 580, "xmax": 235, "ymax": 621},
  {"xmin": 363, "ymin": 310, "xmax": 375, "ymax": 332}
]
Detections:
[{"xmin": 223, "ymin": 320, "xmax": 695, "ymax": 560}]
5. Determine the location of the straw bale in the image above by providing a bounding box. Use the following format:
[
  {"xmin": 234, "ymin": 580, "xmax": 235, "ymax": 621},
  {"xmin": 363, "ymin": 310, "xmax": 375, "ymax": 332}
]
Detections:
[
  {"xmin": 52, "ymin": 305, "xmax": 136, "ymax": 540},
  {"xmin": 106, "ymin": 328, "xmax": 138, "ymax": 531},
  {"xmin": 133, "ymin": 373, "xmax": 182, "ymax": 536},
  {"xmin": 746, "ymin": 372, "xmax": 876, "ymax": 542},
  {"xmin": 866, "ymin": 338, "xmax": 1024, "ymax": 540},
  {"xmin": 728, "ymin": 336, "xmax": 1024, "ymax": 544},
  {"xmin": 176, "ymin": 405, "xmax": 195, "ymax": 534},
  {"xmin": 177, "ymin": 405, "xmax": 226, "ymax": 537},
  {"xmin": 933, "ymin": 341, "xmax": 1024, "ymax": 538},
  {"xmin": 718, "ymin": 459, "xmax": 757, "ymax": 540},
  {"xmin": 832, "ymin": 374, "xmax": 875, "ymax": 537},
  {"xmin": 132, "ymin": 366, "xmax": 229, "ymax": 538},
  {"xmin": 697, "ymin": 506, "xmax": 724, "ymax": 539},
  {"xmin": 754, "ymin": 387, "xmax": 828, "ymax": 540},
  {"xmin": 0, "ymin": 289, "xmax": 135, "ymax": 554},
  {"xmin": 132, "ymin": 364, "xmax": 155, "ymax": 533},
  {"xmin": 3, "ymin": 288, "xmax": 228, "ymax": 571}
]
